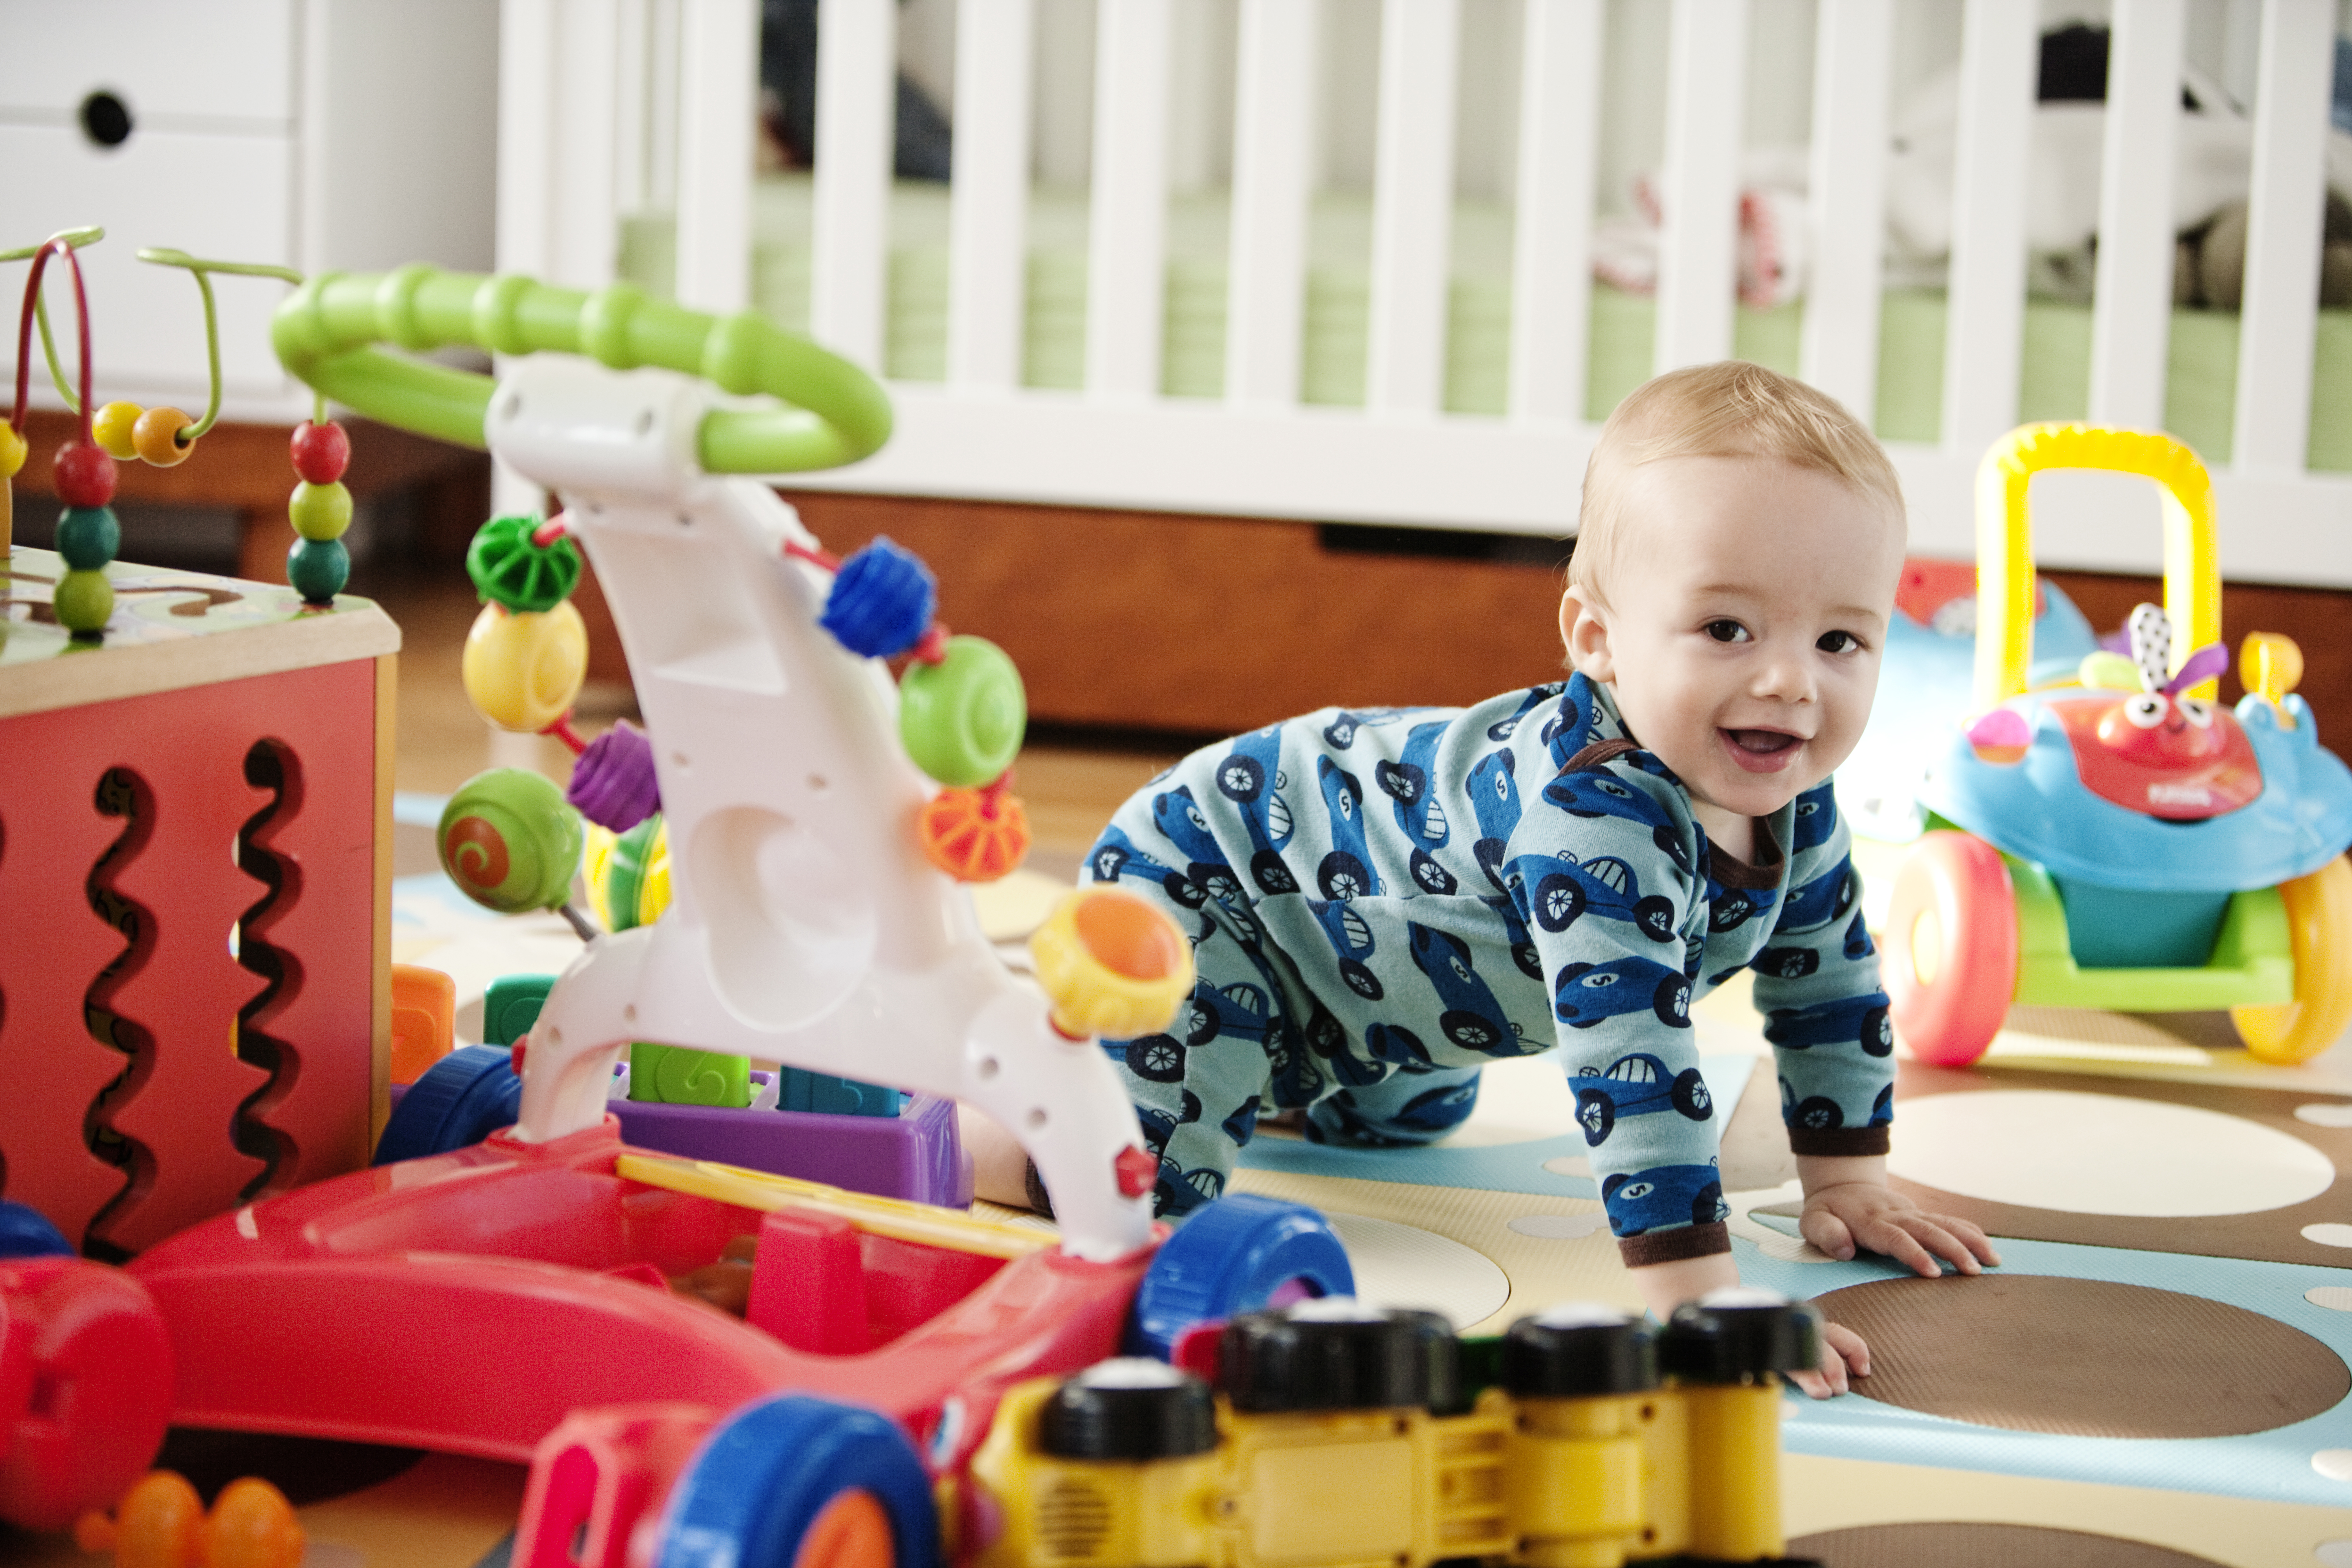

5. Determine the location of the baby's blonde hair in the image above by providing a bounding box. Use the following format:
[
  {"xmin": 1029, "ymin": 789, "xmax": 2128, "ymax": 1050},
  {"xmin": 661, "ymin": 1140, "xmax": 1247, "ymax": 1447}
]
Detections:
[{"xmin": 1570, "ymin": 360, "xmax": 1903, "ymax": 604}]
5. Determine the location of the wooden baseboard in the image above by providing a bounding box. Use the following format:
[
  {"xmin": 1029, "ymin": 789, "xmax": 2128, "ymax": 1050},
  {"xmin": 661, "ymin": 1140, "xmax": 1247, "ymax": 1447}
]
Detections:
[
  {"xmin": 567, "ymin": 489, "xmax": 2352, "ymax": 750},
  {"xmin": 778, "ymin": 490, "xmax": 1573, "ymax": 736}
]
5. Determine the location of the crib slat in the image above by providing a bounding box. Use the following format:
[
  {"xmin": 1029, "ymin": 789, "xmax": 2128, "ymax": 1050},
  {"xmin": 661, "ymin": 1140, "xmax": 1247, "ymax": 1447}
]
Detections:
[
  {"xmin": 2088, "ymin": 0, "xmax": 2185, "ymax": 432},
  {"xmin": 1226, "ymin": 0, "xmax": 1317, "ymax": 408},
  {"xmin": 811, "ymin": 0, "xmax": 897, "ymax": 368},
  {"xmin": 1509, "ymin": 0, "xmax": 1603, "ymax": 425},
  {"xmin": 2233, "ymin": 0, "xmax": 2336, "ymax": 474},
  {"xmin": 1087, "ymin": 0, "xmax": 1173, "ymax": 400},
  {"xmin": 615, "ymin": 0, "xmax": 651, "ymax": 217},
  {"xmin": 676, "ymin": 0, "xmax": 758, "ymax": 311},
  {"xmin": 555, "ymin": 0, "xmax": 621, "ymax": 289},
  {"xmin": 1800, "ymin": 0, "xmax": 1893, "ymax": 424},
  {"xmin": 1367, "ymin": 0, "xmax": 1460, "ymax": 416},
  {"xmin": 1940, "ymin": 0, "xmax": 2037, "ymax": 454},
  {"xmin": 949, "ymin": 0, "xmax": 1037, "ymax": 392},
  {"xmin": 1653, "ymin": 0, "xmax": 1748, "ymax": 374},
  {"xmin": 495, "ymin": 0, "xmax": 557, "ymax": 280},
  {"xmin": 647, "ymin": 0, "xmax": 682, "ymax": 212}
]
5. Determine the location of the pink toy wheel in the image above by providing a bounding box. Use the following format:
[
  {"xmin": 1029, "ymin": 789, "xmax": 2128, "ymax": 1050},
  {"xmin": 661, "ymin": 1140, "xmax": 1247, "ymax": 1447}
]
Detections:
[
  {"xmin": 0, "ymin": 1258, "xmax": 174, "ymax": 1532},
  {"xmin": 1883, "ymin": 831, "xmax": 2017, "ymax": 1067}
]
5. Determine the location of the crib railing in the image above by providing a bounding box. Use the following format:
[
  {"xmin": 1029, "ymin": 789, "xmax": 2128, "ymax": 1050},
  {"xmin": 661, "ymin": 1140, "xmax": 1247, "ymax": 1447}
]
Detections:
[{"xmin": 498, "ymin": 0, "xmax": 2352, "ymax": 588}]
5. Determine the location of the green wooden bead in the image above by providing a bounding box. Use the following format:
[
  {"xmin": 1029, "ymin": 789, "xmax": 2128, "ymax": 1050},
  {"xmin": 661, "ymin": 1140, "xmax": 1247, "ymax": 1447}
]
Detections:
[
  {"xmin": 287, "ymin": 536, "xmax": 350, "ymax": 603},
  {"xmin": 53, "ymin": 568, "xmax": 113, "ymax": 636},
  {"xmin": 289, "ymin": 480, "xmax": 353, "ymax": 541},
  {"xmin": 899, "ymin": 634, "xmax": 1027, "ymax": 787},
  {"xmin": 54, "ymin": 506, "xmax": 119, "ymax": 570}
]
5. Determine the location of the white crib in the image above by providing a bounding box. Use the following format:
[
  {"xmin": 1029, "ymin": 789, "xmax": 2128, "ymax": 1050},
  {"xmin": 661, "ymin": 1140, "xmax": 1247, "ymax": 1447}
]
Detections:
[{"xmin": 496, "ymin": 0, "xmax": 2352, "ymax": 589}]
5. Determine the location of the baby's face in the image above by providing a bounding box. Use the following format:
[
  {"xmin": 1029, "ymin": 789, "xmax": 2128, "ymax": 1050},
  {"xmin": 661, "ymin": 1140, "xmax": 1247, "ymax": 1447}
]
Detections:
[{"xmin": 1561, "ymin": 454, "xmax": 1904, "ymax": 839}]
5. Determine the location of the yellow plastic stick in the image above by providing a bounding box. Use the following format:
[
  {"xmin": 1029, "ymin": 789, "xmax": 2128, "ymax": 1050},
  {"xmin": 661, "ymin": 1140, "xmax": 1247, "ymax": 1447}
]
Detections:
[{"xmin": 614, "ymin": 1152, "xmax": 1056, "ymax": 1259}]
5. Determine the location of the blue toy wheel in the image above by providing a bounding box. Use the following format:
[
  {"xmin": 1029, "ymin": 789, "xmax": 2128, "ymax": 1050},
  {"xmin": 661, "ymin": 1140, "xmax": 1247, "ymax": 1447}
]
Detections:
[
  {"xmin": 0, "ymin": 1200, "xmax": 71, "ymax": 1259},
  {"xmin": 657, "ymin": 1394, "xmax": 939, "ymax": 1568},
  {"xmin": 1123, "ymin": 1192, "xmax": 1355, "ymax": 1360},
  {"xmin": 373, "ymin": 1045, "xmax": 523, "ymax": 1165}
]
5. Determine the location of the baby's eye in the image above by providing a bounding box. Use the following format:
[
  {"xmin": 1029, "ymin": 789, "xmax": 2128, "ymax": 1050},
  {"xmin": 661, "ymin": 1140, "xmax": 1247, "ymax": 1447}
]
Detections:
[
  {"xmin": 1816, "ymin": 629, "xmax": 1862, "ymax": 653},
  {"xmin": 1704, "ymin": 620, "xmax": 1749, "ymax": 643}
]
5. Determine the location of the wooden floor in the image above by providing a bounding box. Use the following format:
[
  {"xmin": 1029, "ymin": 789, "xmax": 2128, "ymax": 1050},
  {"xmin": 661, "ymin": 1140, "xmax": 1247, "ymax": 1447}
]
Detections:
[{"xmin": 370, "ymin": 566, "xmax": 1178, "ymax": 858}]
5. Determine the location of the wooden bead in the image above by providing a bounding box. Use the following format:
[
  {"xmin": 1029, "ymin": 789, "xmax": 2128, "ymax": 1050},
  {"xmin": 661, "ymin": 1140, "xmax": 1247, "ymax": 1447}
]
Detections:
[
  {"xmin": 91, "ymin": 400, "xmax": 142, "ymax": 459},
  {"xmin": 131, "ymin": 405, "xmax": 195, "ymax": 466}
]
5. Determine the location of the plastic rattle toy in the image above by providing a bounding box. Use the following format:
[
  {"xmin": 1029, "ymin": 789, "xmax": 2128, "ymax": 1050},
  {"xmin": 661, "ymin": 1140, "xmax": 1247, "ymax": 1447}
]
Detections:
[
  {"xmin": 1885, "ymin": 424, "xmax": 2352, "ymax": 1067},
  {"xmin": 460, "ymin": 513, "xmax": 591, "ymax": 745},
  {"xmin": 436, "ymin": 767, "xmax": 594, "ymax": 939},
  {"xmin": 280, "ymin": 264, "xmax": 1174, "ymax": 1258}
]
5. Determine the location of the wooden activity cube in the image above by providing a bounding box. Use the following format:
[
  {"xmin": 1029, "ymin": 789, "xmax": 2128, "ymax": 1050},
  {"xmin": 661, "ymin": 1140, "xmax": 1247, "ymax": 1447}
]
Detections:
[{"xmin": 0, "ymin": 547, "xmax": 396, "ymax": 1255}]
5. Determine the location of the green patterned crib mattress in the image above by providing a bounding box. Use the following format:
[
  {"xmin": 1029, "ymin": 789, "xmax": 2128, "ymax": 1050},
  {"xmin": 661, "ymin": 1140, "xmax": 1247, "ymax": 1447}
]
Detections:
[{"xmin": 617, "ymin": 172, "xmax": 2352, "ymax": 470}]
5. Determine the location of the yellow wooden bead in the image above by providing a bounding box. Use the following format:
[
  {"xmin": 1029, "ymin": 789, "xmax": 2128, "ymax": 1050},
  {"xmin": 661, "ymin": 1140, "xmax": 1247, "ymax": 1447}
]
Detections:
[
  {"xmin": 461, "ymin": 599, "xmax": 589, "ymax": 732},
  {"xmin": 131, "ymin": 405, "xmax": 195, "ymax": 466},
  {"xmin": 0, "ymin": 422, "xmax": 25, "ymax": 478},
  {"xmin": 92, "ymin": 400, "xmax": 143, "ymax": 460}
]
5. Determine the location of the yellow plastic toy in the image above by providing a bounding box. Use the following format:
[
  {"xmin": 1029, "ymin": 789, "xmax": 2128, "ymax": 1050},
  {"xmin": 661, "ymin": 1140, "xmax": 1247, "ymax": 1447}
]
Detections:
[
  {"xmin": 1028, "ymin": 887, "xmax": 1196, "ymax": 1041},
  {"xmin": 462, "ymin": 597, "xmax": 589, "ymax": 734},
  {"xmin": 963, "ymin": 1294, "xmax": 1811, "ymax": 1568}
]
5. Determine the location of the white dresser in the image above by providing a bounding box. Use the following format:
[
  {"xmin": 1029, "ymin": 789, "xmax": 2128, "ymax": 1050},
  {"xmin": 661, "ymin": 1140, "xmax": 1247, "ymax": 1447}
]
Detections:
[{"xmin": 0, "ymin": 0, "xmax": 497, "ymax": 422}]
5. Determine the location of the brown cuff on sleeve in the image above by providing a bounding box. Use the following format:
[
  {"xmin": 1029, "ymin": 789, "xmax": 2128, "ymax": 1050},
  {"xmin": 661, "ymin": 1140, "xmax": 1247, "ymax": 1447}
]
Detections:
[
  {"xmin": 1617, "ymin": 1221, "xmax": 1731, "ymax": 1268},
  {"xmin": 1787, "ymin": 1125, "xmax": 1891, "ymax": 1158}
]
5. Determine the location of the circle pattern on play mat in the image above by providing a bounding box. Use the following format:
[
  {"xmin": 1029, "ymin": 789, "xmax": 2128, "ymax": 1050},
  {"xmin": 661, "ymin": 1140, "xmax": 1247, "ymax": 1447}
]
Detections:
[
  {"xmin": 1322, "ymin": 1211, "xmax": 1510, "ymax": 1330},
  {"xmin": 1806, "ymin": 1274, "xmax": 2347, "ymax": 1438},
  {"xmin": 1885, "ymin": 1089, "xmax": 2333, "ymax": 1216},
  {"xmin": 1786, "ymin": 1522, "xmax": 2227, "ymax": 1567}
]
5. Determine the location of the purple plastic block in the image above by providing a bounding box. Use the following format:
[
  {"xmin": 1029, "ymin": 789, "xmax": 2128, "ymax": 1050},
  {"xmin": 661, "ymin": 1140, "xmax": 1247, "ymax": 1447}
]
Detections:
[
  {"xmin": 387, "ymin": 1074, "xmax": 974, "ymax": 1206},
  {"xmin": 609, "ymin": 1092, "xmax": 972, "ymax": 1207},
  {"xmin": 568, "ymin": 720, "xmax": 661, "ymax": 832}
]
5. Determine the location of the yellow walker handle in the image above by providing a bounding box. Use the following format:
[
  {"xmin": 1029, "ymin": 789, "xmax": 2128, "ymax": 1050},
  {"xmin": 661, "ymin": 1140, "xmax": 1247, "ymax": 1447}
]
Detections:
[{"xmin": 1975, "ymin": 425, "xmax": 2220, "ymax": 708}]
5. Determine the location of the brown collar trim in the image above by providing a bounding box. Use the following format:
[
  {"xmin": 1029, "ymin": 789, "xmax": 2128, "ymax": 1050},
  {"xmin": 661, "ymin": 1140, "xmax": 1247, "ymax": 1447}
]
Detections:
[
  {"xmin": 1709, "ymin": 822, "xmax": 1784, "ymax": 890},
  {"xmin": 1560, "ymin": 738, "xmax": 1640, "ymax": 774}
]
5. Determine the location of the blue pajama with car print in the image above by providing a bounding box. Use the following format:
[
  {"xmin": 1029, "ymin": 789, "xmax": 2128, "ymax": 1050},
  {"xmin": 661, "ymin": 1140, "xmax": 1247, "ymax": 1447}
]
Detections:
[{"xmin": 1086, "ymin": 673, "xmax": 1895, "ymax": 1266}]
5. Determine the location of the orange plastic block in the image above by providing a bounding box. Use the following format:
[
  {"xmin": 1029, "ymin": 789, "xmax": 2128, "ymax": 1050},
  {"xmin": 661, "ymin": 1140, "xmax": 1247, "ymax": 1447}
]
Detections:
[{"xmin": 389, "ymin": 965, "xmax": 457, "ymax": 1086}]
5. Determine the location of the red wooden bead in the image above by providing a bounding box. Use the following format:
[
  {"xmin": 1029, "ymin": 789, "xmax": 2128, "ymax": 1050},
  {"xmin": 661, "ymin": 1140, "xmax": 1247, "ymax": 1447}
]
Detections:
[
  {"xmin": 288, "ymin": 420, "xmax": 350, "ymax": 485},
  {"xmin": 53, "ymin": 442, "xmax": 115, "ymax": 509}
]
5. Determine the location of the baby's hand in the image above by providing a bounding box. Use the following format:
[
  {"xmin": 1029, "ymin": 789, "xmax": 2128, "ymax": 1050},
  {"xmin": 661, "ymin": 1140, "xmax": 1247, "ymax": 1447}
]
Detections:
[
  {"xmin": 1787, "ymin": 1316, "xmax": 1869, "ymax": 1399},
  {"xmin": 1800, "ymin": 1180, "xmax": 2001, "ymax": 1277}
]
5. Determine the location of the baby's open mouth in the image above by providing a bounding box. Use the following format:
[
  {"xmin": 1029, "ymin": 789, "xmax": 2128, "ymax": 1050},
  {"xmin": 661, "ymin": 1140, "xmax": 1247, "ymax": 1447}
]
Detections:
[{"xmin": 1725, "ymin": 728, "xmax": 1800, "ymax": 755}]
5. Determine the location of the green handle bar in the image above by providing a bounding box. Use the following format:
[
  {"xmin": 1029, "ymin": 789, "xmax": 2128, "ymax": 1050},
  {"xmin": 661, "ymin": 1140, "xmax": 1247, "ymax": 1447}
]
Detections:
[{"xmin": 271, "ymin": 266, "xmax": 891, "ymax": 474}]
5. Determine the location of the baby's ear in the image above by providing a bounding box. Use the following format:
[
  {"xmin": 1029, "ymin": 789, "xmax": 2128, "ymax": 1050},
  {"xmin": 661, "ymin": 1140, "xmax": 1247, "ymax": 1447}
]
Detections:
[{"xmin": 1559, "ymin": 586, "xmax": 1615, "ymax": 681}]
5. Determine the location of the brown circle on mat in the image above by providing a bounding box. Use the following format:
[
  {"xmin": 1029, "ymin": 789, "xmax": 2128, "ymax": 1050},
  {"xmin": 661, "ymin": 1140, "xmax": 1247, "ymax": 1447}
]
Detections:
[
  {"xmin": 1809, "ymin": 1274, "xmax": 2347, "ymax": 1438},
  {"xmin": 1787, "ymin": 1521, "xmax": 2228, "ymax": 1567}
]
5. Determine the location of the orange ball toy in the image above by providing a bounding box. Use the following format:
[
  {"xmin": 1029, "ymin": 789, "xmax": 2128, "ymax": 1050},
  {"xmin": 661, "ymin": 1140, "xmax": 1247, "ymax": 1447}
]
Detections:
[{"xmin": 917, "ymin": 781, "xmax": 1031, "ymax": 882}]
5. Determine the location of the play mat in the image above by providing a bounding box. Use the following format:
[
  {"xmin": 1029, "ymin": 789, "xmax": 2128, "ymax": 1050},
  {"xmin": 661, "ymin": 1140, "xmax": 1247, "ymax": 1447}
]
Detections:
[{"xmin": 3, "ymin": 794, "xmax": 2340, "ymax": 1568}]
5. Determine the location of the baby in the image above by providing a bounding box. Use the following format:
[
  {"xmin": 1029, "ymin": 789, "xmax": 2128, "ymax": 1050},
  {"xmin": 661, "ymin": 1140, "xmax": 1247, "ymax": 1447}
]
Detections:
[{"xmin": 974, "ymin": 360, "xmax": 1996, "ymax": 1396}]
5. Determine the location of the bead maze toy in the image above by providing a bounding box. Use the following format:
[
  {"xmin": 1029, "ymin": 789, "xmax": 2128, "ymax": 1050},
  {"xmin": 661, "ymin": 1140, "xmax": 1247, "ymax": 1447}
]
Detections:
[
  {"xmin": 1882, "ymin": 425, "xmax": 2352, "ymax": 1067},
  {"xmin": 0, "ymin": 232, "xmax": 395, "ymax": 1259}
]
